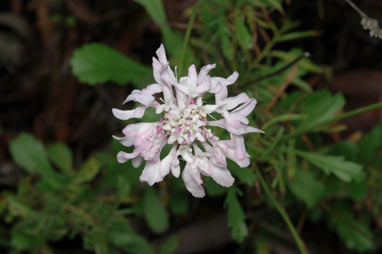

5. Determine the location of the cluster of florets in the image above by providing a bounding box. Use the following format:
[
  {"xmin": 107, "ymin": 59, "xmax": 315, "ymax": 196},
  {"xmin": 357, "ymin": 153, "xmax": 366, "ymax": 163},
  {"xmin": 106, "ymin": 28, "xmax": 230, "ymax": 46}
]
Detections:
[{"xmin": 113, "ymin": 44, "xmax": 263, "ymax": 197}]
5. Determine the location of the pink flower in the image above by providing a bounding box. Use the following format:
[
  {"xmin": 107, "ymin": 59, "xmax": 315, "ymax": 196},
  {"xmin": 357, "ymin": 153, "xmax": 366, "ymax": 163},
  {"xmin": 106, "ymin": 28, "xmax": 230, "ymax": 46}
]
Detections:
[{"xmin": 113, "ymin": 44, "xmax": 263, "ymax": 198}]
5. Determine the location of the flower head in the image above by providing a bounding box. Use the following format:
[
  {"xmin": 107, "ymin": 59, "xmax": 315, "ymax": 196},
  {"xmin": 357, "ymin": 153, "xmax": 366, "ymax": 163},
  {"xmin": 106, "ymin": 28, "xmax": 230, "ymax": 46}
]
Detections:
[{"xmin": 113, "ymin": 44, "xmax": 263, "ymax": 198}]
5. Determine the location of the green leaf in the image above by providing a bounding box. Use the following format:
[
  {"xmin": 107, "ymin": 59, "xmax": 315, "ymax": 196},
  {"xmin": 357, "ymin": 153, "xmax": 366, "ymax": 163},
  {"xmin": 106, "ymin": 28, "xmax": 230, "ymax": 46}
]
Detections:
[
  {"xmin": 9, "ymin": 133, "xmax": 67, "ymax": 188},
  {"xmin": 143, "ymin": 188, "xmax": 169, "ymax": 234},
  {"xmin": 229, "ymin": 161, "xmax": 256, "ymax": 187},
  {"xmin": 159, "ymin": 234, "xmax": 179, "ymax": 254},
  {"xmin": 234, "ymin": 14, "xmax": 252, "ymax": 51},
  {"xmin": 328, "ymin": 202, "xmax": 375, "ymax": 251},
  {"xmin": 296, "ymin": 150, "xmax": 365, "ymax": 183},
  {"xmin": 107, "ymin": 218, "xmax": 154, "ymax": 254},
  {"xmin": 297, "ymin": 90, "xmax": 345, "ymax": 132},
  {"xmin": 205, "ymin": 177, "xmax": 227, "ymax": 196},
  {"xmin": 72, "ymin": 157, "xmax": 99, "ymax": 184},
  {"xmin": 70, "ymin": 43, "xmax": 152, "ymax": 87},
  {"xmin": 169, "ymin": 191, "xmax": 189, "ymax": 215},
  {"xmin": 225, "ymin": 187, "xmax": 248, "ymax": 242},
  {"xmin": 288, "ymin": 169, "xmax": 325, "ymax": 208},
  {"xmin": 10, "ymin": 133, "xmax": 52, "ymax": 175},
  {"xmin": 47, "ymin": 143, "xmax": 73, "ymax": 174},
  {"xmin": 326, "ymin": 177, "xmax": 368, "ymax": 202},
  {"xmin": 358, "ymin": 123, "xmax": 382, "ymax": 164}
]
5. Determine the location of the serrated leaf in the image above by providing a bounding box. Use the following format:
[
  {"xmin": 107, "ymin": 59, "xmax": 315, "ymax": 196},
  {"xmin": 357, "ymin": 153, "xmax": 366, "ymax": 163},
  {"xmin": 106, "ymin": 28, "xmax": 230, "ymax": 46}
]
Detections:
[
  {"xmin": 225, "ymin": 187, "xmax": 248, "ymax": 242},
  {"xmin": 47, "ymin": 143, "xmax": 73, "ymax": 174},
  {"xmin": 143, "ymin": 188, "xmax": 169, "ymax": 234},
  {"xmin": 297, "ymin": 90, "xmax": 345, "ymax": 132},
  {"xmin": 106, "ymin": 218, "xmax": 154, "ymax": 254},
  {"xmin": 296, "ymin": 150, "xmax": 364, "ymax": 182},
  {"xmin": 326, "ymin": 177, "xmax": 367, "ymax": 202},
  {"xmin": 328, "ymin": 202, "xmax": 375, "ymax": 251},
  {"xmin": 288, "ymin": 169, "xmax": 325, "ymax": 208},
  {"xmin": 70, "ymin": 43, "xmax": 152, "ymax": 87}
]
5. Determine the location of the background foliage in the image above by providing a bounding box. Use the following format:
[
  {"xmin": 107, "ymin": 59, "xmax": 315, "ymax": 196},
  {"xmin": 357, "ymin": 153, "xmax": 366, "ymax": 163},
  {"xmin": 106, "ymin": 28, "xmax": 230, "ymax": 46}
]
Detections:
[{"xmin": 1, "ymin": 0, "xmax": 381, "ymax": 253}]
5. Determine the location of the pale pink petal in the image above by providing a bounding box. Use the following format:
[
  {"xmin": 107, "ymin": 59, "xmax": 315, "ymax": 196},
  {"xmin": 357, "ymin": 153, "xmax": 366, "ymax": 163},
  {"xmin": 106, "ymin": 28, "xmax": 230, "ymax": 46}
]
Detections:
[
  {"xmin": 140, "ymin": 160, "xmax": 161, "ymax": 186},
  {"xmin": 202, "ymin": 104, "xmax": 218, "ymax": 114},
  {"xmin": 182, "ymin": 163, "xmax": 205, "ymax": 198},
  {"xmin": 222, "ymin": 93, "xmax": 250, "ymax": 111},
  {"xmin": 216, "ymin": 138, "xmax": 250, "ymax": 168},
  {"xmin": 208, "ymin": 119, "xmax": 263, "ymax": 135},
  {"xmin": 122, "ymin": 122, "xmax": 151, "ymax": 137},
  {"xmin": 123, "ymin": 84, "xmax": 162, "ymax": 106},
  {"xmin": 211, "ymin": 71, "xmax": 239, "ymax": 88},
  {"xmin": 232, "ymin": 98, "xmax": 257, "ymax": 116},
  {"xmin": 156, "ymin": 44, "xmax": 168, "ymax": 63},
  {"xmin": 202, "ymin": 142, "xmax": 227, "ymax": 167},
  {"xmin": 196, "ymin": 78, "xmax": 210, "ymax": 95},
  {"xmin": 198, "ymin": 64, "xmax": 216, "ymax": 80},
  {"xmin": 112, "ymin": 106, "xmax": 146, "ymax": 121},
  {"xmin": 187, "ymin": 64, "xmax": 198, "ymax": 92},
  {"xmin": 171, "ymin": 160, "xmax": 180, "ymax": 178},
  {"xmin": 132, "ymin": 156, "xmax": 143, "ymax": 168},
  {"xmin": 152, "ymin": 58, "xmax": 162, "ymax": 85},
  {"xmin": 112, "ymin": 135, "xmax": 134, "ymax": 147},
  {"xmin": 209, "ymin": 166, "xmax": 234, "ymax": 187},
  {"xmin": 215, "ymin": 82, "xmax": 227, "ymax": 104},
  {"xmin": 117, "ymin": 151, "xmax": 139, "ymax": 163},
  {"xmin": 160, "ymin": 146, "xmax": 177, "ymax": 178}
]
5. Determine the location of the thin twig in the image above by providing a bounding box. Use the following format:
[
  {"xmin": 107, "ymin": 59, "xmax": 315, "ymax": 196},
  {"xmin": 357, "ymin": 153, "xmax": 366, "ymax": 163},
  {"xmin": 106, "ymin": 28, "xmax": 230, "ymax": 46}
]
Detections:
[
  {"xmin": 344, "ymin": 0, "xmax": 367, "ymax": 17},
  {"xmin": 264, "ymin": 65, "xmax": 299, "ymax": 112},
  {"xmin": 240, "ymin": 52, "xmax": 310, "ymax": 88}
]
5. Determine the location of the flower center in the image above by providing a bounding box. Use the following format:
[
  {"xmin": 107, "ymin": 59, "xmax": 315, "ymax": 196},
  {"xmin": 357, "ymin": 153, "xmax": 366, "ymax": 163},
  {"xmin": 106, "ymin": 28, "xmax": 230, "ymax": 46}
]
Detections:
[{"xmin": 158, "ymin": 98, "xmax": 213, "ymax": 145}]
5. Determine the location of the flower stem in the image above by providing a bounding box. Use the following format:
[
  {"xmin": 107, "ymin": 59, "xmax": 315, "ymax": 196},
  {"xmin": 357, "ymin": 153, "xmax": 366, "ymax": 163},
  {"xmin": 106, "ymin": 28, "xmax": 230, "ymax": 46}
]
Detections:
[
  {"xmin": 254, "ymin": 164, "xmax": 309, "ymax": 254},
  {"xmin": 178, "ymin": 0, "xmax": 201, "ymax": 79}
]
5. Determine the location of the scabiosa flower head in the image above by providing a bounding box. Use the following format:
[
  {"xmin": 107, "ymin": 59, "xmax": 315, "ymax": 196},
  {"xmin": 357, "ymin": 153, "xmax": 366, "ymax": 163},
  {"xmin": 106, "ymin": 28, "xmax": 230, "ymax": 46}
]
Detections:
[{"xmin": 113, "ymin": 44, "xmax": 263, "ymax": 198}]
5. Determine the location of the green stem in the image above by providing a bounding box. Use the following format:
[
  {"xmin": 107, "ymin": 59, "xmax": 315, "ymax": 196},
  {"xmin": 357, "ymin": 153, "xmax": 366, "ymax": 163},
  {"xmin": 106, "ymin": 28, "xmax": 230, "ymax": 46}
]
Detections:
[
  {"xmin": 285, "ymin": 101, "xmax": 382, "ymax": 140},
  {"xmin": 254, "ymin": 164, "xmax": 308, "ymax": 254},
  {"xmin": 178, "ymin": 0, "xmax": 201, "ymax": 79},
  {"xmin": 328, "ymin": 101, "xmax": 382, "ymax": 123}
]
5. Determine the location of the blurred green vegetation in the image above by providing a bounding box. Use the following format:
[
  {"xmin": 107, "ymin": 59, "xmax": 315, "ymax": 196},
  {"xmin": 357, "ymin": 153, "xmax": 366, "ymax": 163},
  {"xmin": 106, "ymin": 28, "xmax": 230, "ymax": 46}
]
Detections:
[{"xmin": 2, "ymin": 0, "xmax": 382, "ymax": 253}]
